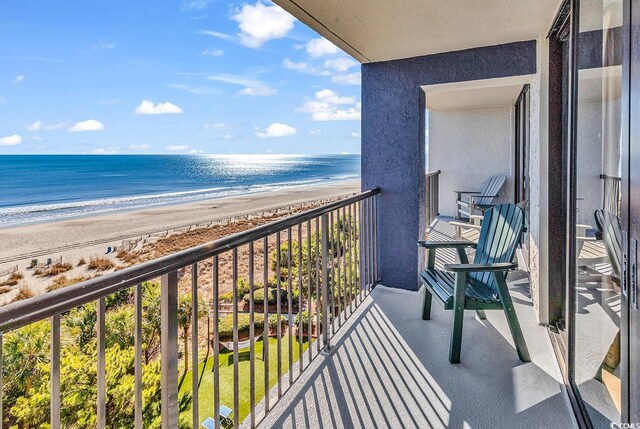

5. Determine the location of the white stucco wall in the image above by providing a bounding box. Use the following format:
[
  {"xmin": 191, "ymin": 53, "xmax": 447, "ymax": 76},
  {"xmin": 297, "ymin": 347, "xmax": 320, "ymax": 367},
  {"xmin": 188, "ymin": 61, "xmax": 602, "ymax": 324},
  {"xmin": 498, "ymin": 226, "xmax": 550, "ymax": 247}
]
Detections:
[
  {"xmin": 428, "ymin": 106, "xmax": 514, "ymax": 217},
  {"xmin": 528, "ymin": 37, "xmax": 548, "ymax": 325}
]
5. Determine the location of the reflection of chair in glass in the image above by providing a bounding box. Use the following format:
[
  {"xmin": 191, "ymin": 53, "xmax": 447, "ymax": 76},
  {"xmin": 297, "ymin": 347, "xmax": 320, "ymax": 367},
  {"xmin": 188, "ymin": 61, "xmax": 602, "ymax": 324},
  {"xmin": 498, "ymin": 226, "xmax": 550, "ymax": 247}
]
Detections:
[
  {"xmin": 600, "ymin": 174, "xmax": 621, "ymax": 217},
  {"xmin": 594, "ymin": 209, "xmax": 622, "ymax": 282}
]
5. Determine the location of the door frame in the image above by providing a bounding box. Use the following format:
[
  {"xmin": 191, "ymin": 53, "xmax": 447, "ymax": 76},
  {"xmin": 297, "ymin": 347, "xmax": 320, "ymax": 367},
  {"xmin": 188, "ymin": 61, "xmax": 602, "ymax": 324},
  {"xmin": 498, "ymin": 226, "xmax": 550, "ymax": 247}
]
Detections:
[{"xmin": 547, "ymin": 0, "xmax": 632, "ymax": 425}]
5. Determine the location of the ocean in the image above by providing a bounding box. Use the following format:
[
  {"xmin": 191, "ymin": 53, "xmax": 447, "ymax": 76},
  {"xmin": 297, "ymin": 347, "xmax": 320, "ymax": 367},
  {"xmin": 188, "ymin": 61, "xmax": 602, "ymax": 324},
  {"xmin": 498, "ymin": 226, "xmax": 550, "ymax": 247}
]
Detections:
[{"xmin": 0, "ymin": 154, "xmax": 360, "ymax": 228}]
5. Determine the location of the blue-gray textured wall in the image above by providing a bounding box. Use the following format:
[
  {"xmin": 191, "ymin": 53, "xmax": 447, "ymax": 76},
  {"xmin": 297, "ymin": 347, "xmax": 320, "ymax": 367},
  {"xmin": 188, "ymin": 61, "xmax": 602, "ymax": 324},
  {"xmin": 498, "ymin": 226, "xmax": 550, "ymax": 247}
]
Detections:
[{"xmin": 361, "ymin": 40, "xmax": 537, "ymax": 290}]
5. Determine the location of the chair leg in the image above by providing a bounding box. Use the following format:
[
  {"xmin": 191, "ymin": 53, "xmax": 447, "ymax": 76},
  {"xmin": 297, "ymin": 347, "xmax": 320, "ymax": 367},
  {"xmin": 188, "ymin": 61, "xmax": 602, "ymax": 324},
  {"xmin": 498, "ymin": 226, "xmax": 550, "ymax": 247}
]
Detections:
[
  {"xmin": 476, "ymin": 310, "xmax": 487, "ymax": 320},
  {"xmin": 422, "ymin": 288, "xmax": 432, "ymax": 320},
  {"xmin": 449, "ymin": 273, "xmax": 466, "ymax": 364},
  {"xmin": 495, "ymin": 274, "xmax": 531, "ymax": 362}
]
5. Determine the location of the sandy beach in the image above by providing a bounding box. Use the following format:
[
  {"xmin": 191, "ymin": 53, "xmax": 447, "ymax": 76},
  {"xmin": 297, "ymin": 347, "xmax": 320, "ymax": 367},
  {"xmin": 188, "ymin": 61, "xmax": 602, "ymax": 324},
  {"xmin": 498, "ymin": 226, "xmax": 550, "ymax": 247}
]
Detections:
[{"xmin": 0, "ymin": 179, "xmax": 360, "ymax": 300}]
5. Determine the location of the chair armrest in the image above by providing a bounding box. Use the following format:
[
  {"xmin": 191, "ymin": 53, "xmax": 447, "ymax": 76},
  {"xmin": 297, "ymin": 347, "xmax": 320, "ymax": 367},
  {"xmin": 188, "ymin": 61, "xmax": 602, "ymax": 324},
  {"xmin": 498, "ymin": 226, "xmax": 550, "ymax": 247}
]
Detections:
[
  {"xmin": 418, "ymin": 240, "xmax": 477, "ymax": 249},
  {"xmin": 469, "ymin": 194, "xmax": 499, "ymax": 199},
  {"xmin": 443, "ymin": 262, "xmax": 518, "ymax": 272},
  {"xmin": 449, "ymin": 221, "xmax": 482, "ymax": 231}
]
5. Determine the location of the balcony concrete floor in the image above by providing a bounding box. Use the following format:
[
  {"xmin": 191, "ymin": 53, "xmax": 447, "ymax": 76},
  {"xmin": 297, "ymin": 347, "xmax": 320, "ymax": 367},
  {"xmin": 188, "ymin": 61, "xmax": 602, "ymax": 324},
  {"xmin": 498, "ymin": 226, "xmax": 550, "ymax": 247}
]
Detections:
[{"xmin": 252, "ymin": 219, "xmax": 577, "ymax": 429}]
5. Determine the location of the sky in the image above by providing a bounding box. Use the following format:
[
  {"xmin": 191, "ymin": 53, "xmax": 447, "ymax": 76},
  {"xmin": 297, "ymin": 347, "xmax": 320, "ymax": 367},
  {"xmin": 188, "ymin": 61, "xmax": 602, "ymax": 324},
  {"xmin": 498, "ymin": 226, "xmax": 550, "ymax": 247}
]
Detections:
[{"xmin": 0, "ymin": 0, "xmax": 362, "ymax": 155}]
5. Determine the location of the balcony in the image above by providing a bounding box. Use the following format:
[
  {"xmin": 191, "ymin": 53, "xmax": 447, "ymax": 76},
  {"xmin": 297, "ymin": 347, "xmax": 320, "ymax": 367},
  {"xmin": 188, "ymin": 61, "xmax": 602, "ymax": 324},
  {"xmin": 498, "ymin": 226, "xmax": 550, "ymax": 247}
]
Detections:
[
  {"xmin": 251, "ymin": 217, "xmax": 576, "ymax": 428},
  {"xmin": 0, "ymin": 191, "xmax": 578, "ymax": 428}
]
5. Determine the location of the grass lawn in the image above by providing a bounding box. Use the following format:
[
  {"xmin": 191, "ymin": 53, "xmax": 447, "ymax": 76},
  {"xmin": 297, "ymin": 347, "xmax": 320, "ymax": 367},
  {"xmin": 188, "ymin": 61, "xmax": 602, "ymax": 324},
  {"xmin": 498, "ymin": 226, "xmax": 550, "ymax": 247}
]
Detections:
[{"xmin": 179, "ymin": 335, "xmax": 312, "ymax": 425}]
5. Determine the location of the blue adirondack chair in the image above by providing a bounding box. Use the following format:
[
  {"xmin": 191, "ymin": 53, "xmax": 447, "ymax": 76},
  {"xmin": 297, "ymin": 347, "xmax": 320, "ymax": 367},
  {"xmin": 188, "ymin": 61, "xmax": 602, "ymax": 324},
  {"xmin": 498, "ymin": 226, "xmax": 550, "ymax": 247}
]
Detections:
[
  {"xmin": 455, "ymin": 175, "xmax": 506, "ymax": 220},
  {"xmin": 418, "ymin": 203, "xmax": 530, "ymax": 364}
]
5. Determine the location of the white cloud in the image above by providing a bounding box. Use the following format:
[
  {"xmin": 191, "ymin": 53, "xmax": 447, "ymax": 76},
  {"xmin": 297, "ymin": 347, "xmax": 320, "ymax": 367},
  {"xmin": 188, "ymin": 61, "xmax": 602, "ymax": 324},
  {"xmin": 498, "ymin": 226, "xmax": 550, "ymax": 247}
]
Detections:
[
  {"xmin": 208, "ymin": 73, "xmax": 276, "ymax": 96},
  {"xmin": 203, "ymin": 123, "xmax": 227, "ymax": 129},
  {"xmin": 166, "ymin": 145, "xmax": 189, "ymax": 151},
  {"xmin": 135, "ymin": 100, "xmax": 183, "ymax": 115},
  {"xmin": 189, "ymin": 149, "xmax": 204, "ymax": 154},
  {"xmin": 351, "ymin": 131, "xmax": 361, "ymax": 138},
  {"xmin": 306, "ymin": 38, "xmax": 338, "ymax": 57},
  {"xmin": 308, "ymin": 129, "xmax": 322, "ymax": 136},
  {"xmin": 231, "ymin": 2, "xmax": 296, "ymax": 48},
  {"xmin": 223, "ymin": 134, "xmax": 235, "ymax": 140},
  {"xmin": 202, "ymin": 47, "xmax": 224, "ymax": 57},
  {"xmin": 69, "ymin": 119, "xmax": 105, "ymax": 132},
  {"xmin": 129, "ymin": 144, "xmax": 151, "ymax": 150},
  {"xmin": 282, "ymin": 59, "xmax": 330, "ymax": 76},
  {"xmin": 0, "ymin": 134, "xmax": 22, "ymax": 146},
  {"xmin": 13, "ymin": 75, "xmax": 25, "ymax": 84},
  {"xmin": 255, "ymin": 123, "xmax": 297, "ymax": 138},
  {"xmin": 182, "ymin": 0, "xmax": 214, "ymax": 11},
  {"xmin": 239, "ymin": 86, "xmax": 276, "ymax": 96},
  {"xmin": 26, "ymin": 120, "xmax": 42, "ymax": 131},
  {"xmin": 167, "ymin": 83, "xmax": 213, "ymax": 95},
  {"xmin": 198, "ymin": 30, "xmax": 234, "ymax": 40},
  {"xmin": 92, "ymin": 147, "xmax": 118, "ymax": 154},
  {"xmin": 324, "ymin": 58, "xmax": 358, "ymax": 72},
  {"xmin": 296, "ymin": 89, "xmax": 361, "ymax": 121},
  {"xmin": 93, "ymin": 43, "xmax": 116, "ymax": 50},
  {"xmin": 44, "ymin": 121, "xmax": 69, "ymax": 131},
  {"xmin": 332, "ymin": 72, "xmax": 361, "ymax": 85}
]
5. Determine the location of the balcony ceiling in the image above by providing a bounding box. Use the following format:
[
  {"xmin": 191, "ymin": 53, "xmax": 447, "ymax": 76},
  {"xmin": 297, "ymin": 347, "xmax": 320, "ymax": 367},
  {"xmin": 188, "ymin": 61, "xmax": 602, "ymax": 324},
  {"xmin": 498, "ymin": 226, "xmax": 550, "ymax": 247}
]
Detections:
[
  {"xmin": 423, "ymin": 75, "xmax": 535, "ymax": 110},
  {"xmin": 274, "ymin": 0, "xmax": 563, "ymax": 63}
]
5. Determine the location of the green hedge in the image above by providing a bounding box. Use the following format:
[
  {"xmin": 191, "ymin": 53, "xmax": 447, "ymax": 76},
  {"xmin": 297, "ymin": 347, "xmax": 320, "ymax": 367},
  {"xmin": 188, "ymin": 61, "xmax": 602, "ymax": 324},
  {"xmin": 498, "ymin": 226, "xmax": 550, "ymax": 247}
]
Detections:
[
  {"xmin": 218, "ymin": 313, "xmax": 265, "ymax": 342},
  {"xmin": 244, "ymin": 287, "xmax": 288, "ymax": 305}
]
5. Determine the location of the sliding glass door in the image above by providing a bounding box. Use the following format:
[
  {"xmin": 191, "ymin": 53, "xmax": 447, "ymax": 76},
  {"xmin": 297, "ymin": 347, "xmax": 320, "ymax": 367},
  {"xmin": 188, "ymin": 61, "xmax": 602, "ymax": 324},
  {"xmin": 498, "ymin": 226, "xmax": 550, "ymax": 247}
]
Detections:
[{"xmin": 568, "ymin": 0, "xmax": 627, "ymax": 426}]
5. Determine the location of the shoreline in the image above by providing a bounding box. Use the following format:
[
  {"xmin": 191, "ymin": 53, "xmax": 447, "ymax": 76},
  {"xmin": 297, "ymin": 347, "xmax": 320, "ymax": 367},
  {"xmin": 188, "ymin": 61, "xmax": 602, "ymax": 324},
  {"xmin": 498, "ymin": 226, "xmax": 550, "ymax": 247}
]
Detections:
[
  {"xmin": 0, "ymin": 176, "xmax": 360, "ymax": 230},
  {"xmin": 0, "ymin": 179, "xmax": 361, "ymax": 298}
]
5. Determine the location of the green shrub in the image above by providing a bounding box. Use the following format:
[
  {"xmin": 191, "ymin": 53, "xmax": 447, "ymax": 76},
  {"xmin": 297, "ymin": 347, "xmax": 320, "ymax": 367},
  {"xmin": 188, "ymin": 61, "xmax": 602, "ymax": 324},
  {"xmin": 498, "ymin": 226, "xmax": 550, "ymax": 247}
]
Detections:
[
  {"xmin": 218, "ymin": 313, "xmax": 265, "ymax": 342},
  {"xmin": 268, "ymin": 314, "xmax": 287, "ymax": 331},
  {"xmin": 244, "ymin": 287, "xmax": 288, "ymax": 305},
  {"xmin": 219, "ymin": 291, "xmax": 234, "ymax": 303}
]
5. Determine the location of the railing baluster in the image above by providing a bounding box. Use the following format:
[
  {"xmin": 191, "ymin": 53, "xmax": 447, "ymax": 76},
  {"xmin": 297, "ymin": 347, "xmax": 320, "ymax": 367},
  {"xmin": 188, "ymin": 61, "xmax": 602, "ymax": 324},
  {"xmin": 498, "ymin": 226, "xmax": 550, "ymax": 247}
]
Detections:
[
  {"xmin": 0, "ymin": 333, "xmax": 3, "ymax": 429},
  {"xmin": 249, "ymin": 242, "xmax": 256, "ymax": 428},
  {"xmin": 369, "ymin": 198, "xmax": 372, "ymax": 289},
  {"xmin": 336, "ymin": 212, "xmax": 343, "ymax": 329},
  {"xmin": 348, "ymin": 203, "xmax": 355, "ymax": 306},
  {"xmin": 315, "ymin": 218, "xmax": 320, "ymax": 354},
  {"xmin": 191, "ymin": 263, "xmax": 199, "ymax": 427},
  {"xmin": 335, "ymin": 210, "xmax": 342, "ymax": 327},
  {"xmin": 134, "ymin": 284, "xmax": 143, "ymax": 429},
  {"xmin": 276, "ymin": 232, "xmax": 282, "ymax": 398},
  {"xmin": 262, "ymin": 237, "xmax": 269, "ymax": 415},
  {"xmin": 321, "ymin": 213, "xmax": 330, "ymax": 352},
  {"xmin": 307, "ymin": 220, "xmax": 312, "ymax": 363},
  {"xmin": 97, "ymin": 298, "xmax": 106, "ymax": 429},
  {"xmin": 287, "ymin": 228, "xmax": 293, "ymax": 387},
  {"xmin": 297, "ymin": 225, "xmax": 303, "ymax": 373},
  {"xmin": 373, "ymin": 196, "xmax": 378, "ymax": 287},
  {"xmin": 355, "ymin": 201, "xmax": 361, "ymax": 298},
  {"xmin": 50, "ymin": 315, "xmax": 60, "ymax": 429},
  {"xmin": 161, "ymin": 271, "xmax": 179, "ymax": 429},
  {"xmin": 329, "ymin": 211, "xmax": 336, "ymax": 334},
  {"xmin": 232, "ymin": 249, "xmax": 239, "ymax": 428},
  {"xmin": 212, "ymin": 256, "xmax": 221, "ymax": 429},
  {"xmin": 341, "ymin": 207, "xmax": 353, "ymax": 317}
]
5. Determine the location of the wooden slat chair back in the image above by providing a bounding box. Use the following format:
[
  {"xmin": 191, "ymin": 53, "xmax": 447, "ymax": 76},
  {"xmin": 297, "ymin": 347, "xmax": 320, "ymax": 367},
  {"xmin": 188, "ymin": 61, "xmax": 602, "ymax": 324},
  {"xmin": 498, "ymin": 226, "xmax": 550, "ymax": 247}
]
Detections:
[
  {"xmin": 418, "ymin": 203, "xmax": 530, "ymax": 363},
  {"xmin": 468, "ymin": 204, "xmax": 524, "ymax": 293},
  {"xmin": 476, "ymin": 175, "xmax": 507, "ymax": 206},
  {"xmin": 594, "ymin": 209, "xmax": 622, "ymax": 279},
  {"xmin": 455, "ymin": 175, "xmax": 507, "ymax": 219}
]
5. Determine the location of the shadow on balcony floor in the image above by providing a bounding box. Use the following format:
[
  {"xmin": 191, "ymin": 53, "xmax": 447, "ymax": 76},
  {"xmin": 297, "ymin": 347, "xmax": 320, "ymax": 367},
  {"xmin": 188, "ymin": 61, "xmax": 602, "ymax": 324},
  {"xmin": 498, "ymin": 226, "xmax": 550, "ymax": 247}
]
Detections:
[{"xmin": 253, "ymin": 281, "xmax": 576, "ymax": 429}]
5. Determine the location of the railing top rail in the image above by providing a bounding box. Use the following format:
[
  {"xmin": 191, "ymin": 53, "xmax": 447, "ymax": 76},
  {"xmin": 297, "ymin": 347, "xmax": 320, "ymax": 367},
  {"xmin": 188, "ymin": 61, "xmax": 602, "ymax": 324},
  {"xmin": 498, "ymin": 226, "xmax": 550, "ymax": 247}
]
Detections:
[
  {"xmin": 426, "ymin": 170, "xmax": 441, "ymax": 177},
  {"xmin": 0, "ymin": 188, "xmax": 380, "ymax": 333}
]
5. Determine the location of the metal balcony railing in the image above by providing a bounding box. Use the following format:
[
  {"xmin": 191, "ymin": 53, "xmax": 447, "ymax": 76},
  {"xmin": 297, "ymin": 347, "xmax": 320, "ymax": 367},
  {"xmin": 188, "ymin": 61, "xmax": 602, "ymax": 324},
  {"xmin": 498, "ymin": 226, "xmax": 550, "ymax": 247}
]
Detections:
[{"xmin": 0, "ymin": 189, "xmax": 379, "ymax": 429}]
